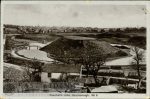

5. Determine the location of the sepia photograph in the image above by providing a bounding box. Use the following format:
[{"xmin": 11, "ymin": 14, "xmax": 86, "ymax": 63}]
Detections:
[{"xmin": 1, "ymin": 1, "xmax": 148, "ymax": 96}]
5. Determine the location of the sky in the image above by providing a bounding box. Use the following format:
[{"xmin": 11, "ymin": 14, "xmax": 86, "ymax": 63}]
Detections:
[{"xmin": 3, "ymin": 4, "xmax": 146, "ymax": 28}]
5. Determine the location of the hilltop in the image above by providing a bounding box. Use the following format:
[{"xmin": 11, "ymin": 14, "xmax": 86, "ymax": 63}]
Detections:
[{"xmin": 40, "ymin": 37, "xmax": 128, "ymax": 62}]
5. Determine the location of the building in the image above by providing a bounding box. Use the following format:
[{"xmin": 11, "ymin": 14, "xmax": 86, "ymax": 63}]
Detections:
[{"xmin": 41, "ymin": 63, "xmax": 82, "ymax": 83}]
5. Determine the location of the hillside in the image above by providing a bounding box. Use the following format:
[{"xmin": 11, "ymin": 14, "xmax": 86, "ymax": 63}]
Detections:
[
  {"xmin": 40, "ymin": 37, "xmax": 128, "ymax": 62},
  {"xmin": 77, "ymin": 32, "xmax": 146, "ymax": 49}
]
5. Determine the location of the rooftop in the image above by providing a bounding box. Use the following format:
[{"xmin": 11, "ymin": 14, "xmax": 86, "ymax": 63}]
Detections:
[{"xmin": 42, "ymin": 63, "xmax": 81, "ymax": 73}]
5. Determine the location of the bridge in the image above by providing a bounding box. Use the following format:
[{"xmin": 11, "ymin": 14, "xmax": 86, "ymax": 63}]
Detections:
[
  {"xmin": 27, "ymin": 45, "xmax": 41, "ymax": 50},
  {"xmin": 15, "ymin": 45, "xmax": 41, "ymax": 50}
]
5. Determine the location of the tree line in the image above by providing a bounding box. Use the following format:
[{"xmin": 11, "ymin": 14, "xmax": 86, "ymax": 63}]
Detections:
[{"xmin": 4, "ymin": 24, "xmax": 146, "ymax": 34}]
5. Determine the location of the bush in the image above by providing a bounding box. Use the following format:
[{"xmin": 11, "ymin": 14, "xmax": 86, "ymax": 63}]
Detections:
[
  {"xmin": 128, "ymin": 36, "xmax": 146, "ymax": 49},
  {"xmin": 111, "ymin": 66, "xmax": 122, "ymax": 70},
  {"xmin": 115, "ymin": 50, "xmax": 128, "ymax": 56},
  {"xmin": 3, "ymin": 83, "xmax": 16, "ymax": 93}
]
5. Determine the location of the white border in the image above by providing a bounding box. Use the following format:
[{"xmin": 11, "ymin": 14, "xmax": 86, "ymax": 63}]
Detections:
[
  {"xmin": 0, "ymin": 1, "xmax": 4, "ymax": 98},
  {"xmin": 146, "ymin": 2, "xmax": 150, "ymax": 98},
  {"xmin": 1, "ymin": 1, "xmax": 150, "ymax": 99}
]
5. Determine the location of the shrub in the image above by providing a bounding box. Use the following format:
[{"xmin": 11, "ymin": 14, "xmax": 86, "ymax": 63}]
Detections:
[
  {"xmin": 115, "ymin": 50, "xmax": 128, "ymax": 56},
  {"xmin": 3, "ymin": 83, "xmax": 16, "ymax": 93}
]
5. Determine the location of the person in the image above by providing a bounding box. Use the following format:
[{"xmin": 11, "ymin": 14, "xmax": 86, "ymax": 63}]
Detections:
[{"xmin": 86, "ymin": 86, "xmax": 91, "ymax": 93}]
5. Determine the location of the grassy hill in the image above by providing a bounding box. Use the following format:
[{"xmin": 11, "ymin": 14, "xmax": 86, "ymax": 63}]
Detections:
[
  {"xmin": 77, "ymin": 32, "xmax": 146, "ymax": 49},
  {"xmin": 40, "ymin": 37, "xmax": 128, "ymax": 62}
]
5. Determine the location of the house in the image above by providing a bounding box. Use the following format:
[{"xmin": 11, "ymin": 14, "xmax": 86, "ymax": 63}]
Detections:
[{"xmin": 41, "ymin": 63, "xmax": 82, "ymax": 83}]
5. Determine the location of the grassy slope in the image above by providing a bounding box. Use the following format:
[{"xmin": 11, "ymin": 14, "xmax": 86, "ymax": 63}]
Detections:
[
  {"xmin": 40, "ymin": 37, "xmax": 127, "ymax": 60},
  {"xmin": 76, "ymin": 32, "xmax": 146, "ymax": 49},
  {"xmin": 15, "ymin": 34, "xmax": 58, "ymax": 43}
]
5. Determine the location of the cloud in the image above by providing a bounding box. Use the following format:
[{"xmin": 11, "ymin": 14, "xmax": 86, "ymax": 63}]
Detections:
[{"xmin": 3, "ymin": 4, "xmax": 146, "ymax": 28}]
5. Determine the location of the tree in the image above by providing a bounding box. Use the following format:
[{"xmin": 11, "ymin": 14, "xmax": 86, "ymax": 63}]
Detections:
[
  {"xmin": 116, "ymin": 28, "xmax": 121, "ymax": 33},
  {"xmin": 22, "ymin": 61, "xmax": 35, "ymax": 82},
  {"xmin": 31, "ymin": 59, "xmax": 44, "ymax": 82},
  {"xmin": 109, "ymin": 28, "xmax": 114, "ymax": 33},
  {"xmin": 4, "ymin": 36, "xmax": 13, "ymax": 50},
  {"xmin": 22, "ymin": 59, "xmax": 44, "ymax": 82},
  {"xmin": 56, "ymin": 41, "xmax": 107, "ymax": 86},
  {"xmin": 131, "ymin": 46, "xmax": 145, "ymax": 89},
  {"xmin": 100, "ymin": 29, "xmax": 105, "ymax": 33},
  {"xmin": 79, "ymin": 41, "xmax": 107, "ymax": 86}
]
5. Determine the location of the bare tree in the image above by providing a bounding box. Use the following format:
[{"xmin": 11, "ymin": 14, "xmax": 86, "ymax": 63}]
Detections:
[
  {"xmin": 80, "ymin": 41, "xmax": 107, "ymax": 86},
  {"xmin": 131, "ymin": 46, "xmax": 145, "ymax": 89},
  {"xmin": 65, "ymin": 41, "xmax": 107, "ymax": 86}
]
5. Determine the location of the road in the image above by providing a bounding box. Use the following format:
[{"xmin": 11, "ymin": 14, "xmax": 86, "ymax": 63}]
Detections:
[{"xmin": 106, "ymin": 44, "xmax": 146, "ymax": 65}]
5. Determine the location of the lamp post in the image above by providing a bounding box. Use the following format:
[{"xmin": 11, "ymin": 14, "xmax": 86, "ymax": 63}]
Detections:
[
  {"xmin": 123, "ymin": 69, "xmax": 129, "ymax": 86},
  {"xmin": 80, "ymin": 65, "xmax": 83, "ymax": 79},
  {"xmin": 79, "ymin": 65, "xmax": 84, "ymax": 86}
]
